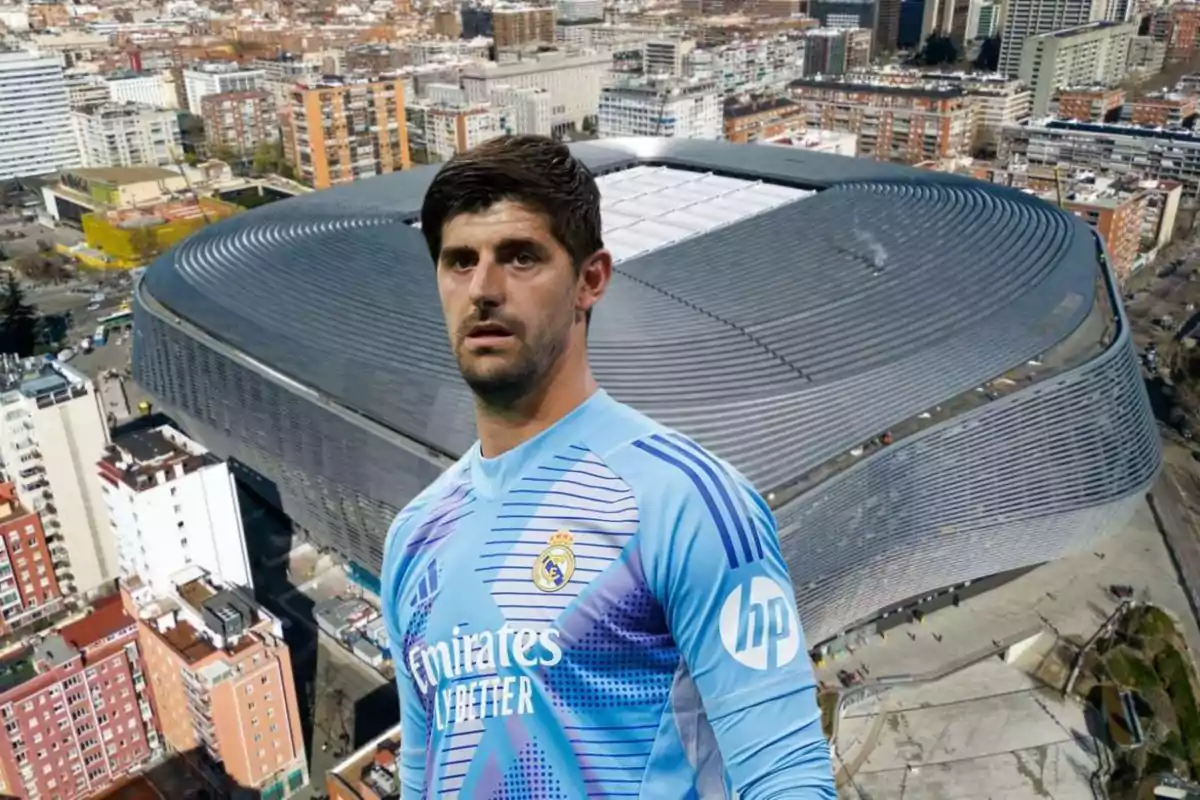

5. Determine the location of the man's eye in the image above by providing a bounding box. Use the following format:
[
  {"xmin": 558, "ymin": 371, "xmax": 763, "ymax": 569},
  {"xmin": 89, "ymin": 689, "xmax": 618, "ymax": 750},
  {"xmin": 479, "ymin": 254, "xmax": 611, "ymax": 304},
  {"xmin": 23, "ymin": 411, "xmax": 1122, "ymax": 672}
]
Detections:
[{"xmin": 513, "ymin": 252, "xmax": 537, "ymax": 267}]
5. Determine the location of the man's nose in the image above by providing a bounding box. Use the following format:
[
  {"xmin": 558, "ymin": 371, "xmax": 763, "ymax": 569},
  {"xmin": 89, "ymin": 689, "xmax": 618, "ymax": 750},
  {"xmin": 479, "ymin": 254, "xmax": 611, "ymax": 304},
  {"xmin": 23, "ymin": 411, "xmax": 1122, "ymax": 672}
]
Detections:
[{"xmin": 467, "ymin": 257, "xmax": 506, "ymax": 307}]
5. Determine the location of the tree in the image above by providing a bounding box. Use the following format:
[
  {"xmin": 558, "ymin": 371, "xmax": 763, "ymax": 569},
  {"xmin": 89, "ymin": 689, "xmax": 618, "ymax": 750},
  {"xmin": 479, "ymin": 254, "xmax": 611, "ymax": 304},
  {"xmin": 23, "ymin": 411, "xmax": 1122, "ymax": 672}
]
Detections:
[
  {"xmin": 0, "ymin": 274, "xmax": 39, "ymax": 357},
  {"xmin": 974, "ymin": 35, "xmax": 1001, "ymax": 71},
  {"xmin": 251, "ymin": 139, "xmax": 288, "ymax": 176}
]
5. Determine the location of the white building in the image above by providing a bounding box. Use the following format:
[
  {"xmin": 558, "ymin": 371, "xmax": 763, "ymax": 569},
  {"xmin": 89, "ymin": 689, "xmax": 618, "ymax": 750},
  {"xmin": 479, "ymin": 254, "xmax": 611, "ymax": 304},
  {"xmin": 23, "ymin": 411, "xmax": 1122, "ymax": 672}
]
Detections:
[
  {"xmin": 71, "ymin": 103, "xmax": 182, "ymax": 168},
  {"xmin": 107, "ymin": 71, "xmax": 176, "ymax": 109},
  {"xmin": 461, "ymin": 49, "xmax": 611, "ymax": 136},
  {"xmin": 687, "ymin": 36, "xmax": 808, "ymax": 95},
  {"xmin": 762, "ymin": 129, "xmax": 859, "ymax": 156},
  {"xmin": 0, "ymin": 50, "xmax": 81, "ymax": 181},
  {"xmin": 98, "ymin": 424, "xmax": 253, "ymax": 597},
  {"xmin": 1018, "ymin": 21, "xmax": 1135, "ymax": 115},
  {"xmin": 599, "ymin": 76, "xmax": 722, "ymax": 139},
  {"xmin": 644, "ymin": 38, "xmax": 694, "ymax": 77},
  {"xmin": 182, "ymin": 62, "xmax": 265, "ymax": 115},
  {"xmin": 997, "ymin": 0, "xmax": 1128, "ymax": 76},
  {"xmin": 490, "ymin": 84, "xmax": 553, "ymax": 135},
  {"xmin": 964, "ymin": 77, "xmax": 1033, "ymax": 145},
  {"xmin": 407, "ymin": 85, "xmax": 513, "ymax": 164},
  {"xmin": 0, "ymin": 357, "xmax": 114, "ymax": 595},
  {"xmin": 557, "ymin": 0, "xmax": 604, "ymax": 21},
  {"xmin": 63, "ymin": 70, "xmax": 111, "ymax": 110}
]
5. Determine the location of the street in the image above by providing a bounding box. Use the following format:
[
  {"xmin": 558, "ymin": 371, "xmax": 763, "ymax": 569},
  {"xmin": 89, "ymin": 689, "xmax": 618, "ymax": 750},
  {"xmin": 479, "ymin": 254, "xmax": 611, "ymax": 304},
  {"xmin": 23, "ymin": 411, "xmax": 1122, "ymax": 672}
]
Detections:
[{"xmin": 1149, "ymin": 446, "xmax": 1200, "ymax": 625}]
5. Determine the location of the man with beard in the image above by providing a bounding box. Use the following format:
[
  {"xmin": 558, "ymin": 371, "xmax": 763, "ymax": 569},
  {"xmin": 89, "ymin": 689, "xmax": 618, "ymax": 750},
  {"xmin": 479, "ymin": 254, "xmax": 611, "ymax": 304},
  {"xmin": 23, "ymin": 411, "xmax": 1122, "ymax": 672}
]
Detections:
[{"xmin": 381, "ymin": 136, "xmax": 834, "ymax": 799}]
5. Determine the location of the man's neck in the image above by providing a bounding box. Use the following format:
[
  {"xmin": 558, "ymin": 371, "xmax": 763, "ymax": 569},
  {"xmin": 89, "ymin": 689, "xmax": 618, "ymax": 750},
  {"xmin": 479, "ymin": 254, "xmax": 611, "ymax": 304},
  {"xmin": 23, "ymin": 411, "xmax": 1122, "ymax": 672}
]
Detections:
[{"xmin": 475, "ymin": 353, "xmax": 597, "ymax": 459}]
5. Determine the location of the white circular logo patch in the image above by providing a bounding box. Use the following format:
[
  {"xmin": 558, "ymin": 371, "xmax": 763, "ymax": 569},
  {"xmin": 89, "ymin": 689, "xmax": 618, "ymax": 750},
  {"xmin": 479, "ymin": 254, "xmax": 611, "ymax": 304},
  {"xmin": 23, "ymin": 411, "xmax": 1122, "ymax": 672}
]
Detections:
[{"xmin": 718, "ymin": 577, "xmax": 801, "ymax": 670}]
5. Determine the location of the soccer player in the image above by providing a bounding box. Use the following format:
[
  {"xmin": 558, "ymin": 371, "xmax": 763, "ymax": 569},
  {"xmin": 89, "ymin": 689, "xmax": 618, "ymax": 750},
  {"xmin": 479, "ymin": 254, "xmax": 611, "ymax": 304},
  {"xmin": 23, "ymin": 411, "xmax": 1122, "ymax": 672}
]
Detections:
[{"xmin": 381, "ymin": 136, "xmax": 835, "ymax": 799}]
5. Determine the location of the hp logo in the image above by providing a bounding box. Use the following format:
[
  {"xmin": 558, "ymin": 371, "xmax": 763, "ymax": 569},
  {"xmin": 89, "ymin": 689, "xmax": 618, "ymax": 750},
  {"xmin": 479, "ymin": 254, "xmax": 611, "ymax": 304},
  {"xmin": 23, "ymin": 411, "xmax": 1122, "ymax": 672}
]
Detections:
[{"xmin": 719, "ymin": 577, "xmax": 801, "ymax": 670}]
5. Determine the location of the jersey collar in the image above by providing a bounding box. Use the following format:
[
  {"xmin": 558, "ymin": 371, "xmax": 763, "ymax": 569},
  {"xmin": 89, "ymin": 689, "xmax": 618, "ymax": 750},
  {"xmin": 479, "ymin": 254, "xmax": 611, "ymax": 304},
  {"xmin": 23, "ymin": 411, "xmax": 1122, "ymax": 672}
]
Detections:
[{"xmin": 468, "ymin": 389, "xmax": 612, "ymax": 500}]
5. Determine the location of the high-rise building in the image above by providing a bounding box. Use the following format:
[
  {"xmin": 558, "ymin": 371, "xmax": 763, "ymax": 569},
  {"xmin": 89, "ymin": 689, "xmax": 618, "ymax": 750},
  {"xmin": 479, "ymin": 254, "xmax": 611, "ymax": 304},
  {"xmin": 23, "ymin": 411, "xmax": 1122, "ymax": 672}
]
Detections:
[
  {"xmin": 127, "ymin": 572, "xmax": 307, "ymax": 799},
  {"xmin": 289, "ymin": 75, "xmax": 411, "ymax": 190},
  {"xmin": 802, "ymin": 28, "xmax": 874, "ymax": 75},
  {"xmin": 1018, "ymin": 21, "xmax": 1135, "ymax": 115},
  {"xmin": 492, "ymin": 4, "xmax": 556, "ymax": 47},
  {"xmin": 0, "ymin": 596, "xmax": 162, "ymax": 800},
  {"xmin": 182, "ymin": 62, "xmax": 266, "ymax": 116},
  {"xmin": 406, "ymin": 84, "xmax": 512, "ymax": 164},
  {"xmin": 598, "ymin": 76, "xmax": 722, "ymax": 139},
  {"xmin": 63, "ymin": 71, "xmax": 111, "ymax": 111},
  {"xmin": 98, "ymin": 424, "xmax": 253, "ymax": 597},
  {"xmin": 921, "ymin": 0, "xmax": 973, "ymax": 45},
  {"xmin": 644, "ymin": 38, "xmax": 695, "ymax": 77},
  {"xmin": 1150, "ymin": 3, "xmax": 1200, "ymax": 64},
  {"xmin": 201, "ymin": 90, "xmax": 278, "ymax": 157},
  {"xmin": 876, "ymin": 0, "xmax": 903, "ymax": 52},
  {"xmin": 71, "ymin": 103, "xmax": 182, "ymax": 168},
  {"xmin": 723, "ymin": 96, "xmax": 806, "ymax": 143},
  {"xmin": 461, "ymin": 49, "xmax": 612, "ymax": 136},
  {"xmin": 997, "ymin": 0, "xmax": 1126, "ymax": 76},
  {"xmin": 790, "ymin": 77, "xmax": 976, "ymax": 162},
  {"xmin": 489, "ymin": 84, "xmax": 553, "ymax": 135},
  {"xmin": 971, "ymin": 1, "xmax": 1001, "ymax": 39},
  {"xmin": 0, "ymin": 50, "xmax": 80, "ymax": 181},
  {"xmin": 0, "ymin": 357, "xmax": 114, "ymax": 596},
  {"xmin": 685, "ymin": 35, "xmax": 809, "ymax": 95},
  {"xmin": 460, "ymin": 3, "xmax": 495, "ymax": 38},
  {"xmin": 1061, "ymin": 186, "xmax": 1147, "ymax": 279},
  {"xmin": 433, "ymin": 8, "xmax": 463, "ymax": 37},
  {"xmin": 0, "ymin": 482, "xmax": 64, "ymax": 636}
]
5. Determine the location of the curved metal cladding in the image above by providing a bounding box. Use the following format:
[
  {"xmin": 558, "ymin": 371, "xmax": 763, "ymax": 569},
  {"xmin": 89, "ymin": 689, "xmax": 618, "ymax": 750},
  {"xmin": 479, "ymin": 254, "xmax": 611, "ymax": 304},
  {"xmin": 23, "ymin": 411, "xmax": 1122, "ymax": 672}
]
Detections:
[{"xmin": 133, "ymin": 138, "xmax": 1161, "ymax": 640}]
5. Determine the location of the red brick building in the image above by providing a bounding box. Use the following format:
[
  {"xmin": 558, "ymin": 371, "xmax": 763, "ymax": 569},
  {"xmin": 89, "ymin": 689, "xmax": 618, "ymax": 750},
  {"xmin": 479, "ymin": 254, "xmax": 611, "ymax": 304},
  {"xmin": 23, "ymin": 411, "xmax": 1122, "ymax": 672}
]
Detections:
[
  {"xmin": 1126, "ymin": 93, "xmax": 1198, "ymax": 127},
  {"xmin": 201, "ymin": 90, "xmax": 278, "ymax": 158},
  {"xmin": 0, "ymin": 596, "xmax": 161, "ymax": 799},
  {"xmin": 1053, "ymin": 87, "xmax": 1124, "ymax": 122},
  {"xmin": 0, "ymin": 482, "xmax": 63, "ymax": 637}
]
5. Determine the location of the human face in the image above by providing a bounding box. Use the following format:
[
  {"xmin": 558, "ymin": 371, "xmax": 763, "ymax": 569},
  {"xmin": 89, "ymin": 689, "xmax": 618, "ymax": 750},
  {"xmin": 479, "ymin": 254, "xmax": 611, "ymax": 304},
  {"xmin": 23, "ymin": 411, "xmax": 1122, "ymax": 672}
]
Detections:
[{"xmin": 435, "ymin": 200, "xmax": 585, "ymax": 407}]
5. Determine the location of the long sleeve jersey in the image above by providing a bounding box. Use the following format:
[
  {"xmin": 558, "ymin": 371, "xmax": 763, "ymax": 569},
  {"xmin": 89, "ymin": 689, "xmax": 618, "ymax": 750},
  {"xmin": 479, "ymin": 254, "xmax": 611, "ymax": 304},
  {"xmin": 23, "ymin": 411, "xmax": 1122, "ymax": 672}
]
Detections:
[{"xmin": 381, "ymin": 389, "xmax": 835, "ymax": 799}]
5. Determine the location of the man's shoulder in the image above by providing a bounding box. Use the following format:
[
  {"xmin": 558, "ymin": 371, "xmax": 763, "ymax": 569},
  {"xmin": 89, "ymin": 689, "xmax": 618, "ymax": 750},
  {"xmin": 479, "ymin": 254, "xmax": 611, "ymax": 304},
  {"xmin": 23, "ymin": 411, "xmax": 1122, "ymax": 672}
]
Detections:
[{"xmin": 598, "ymin": 417, "xmax": 751, "ymax": 518}]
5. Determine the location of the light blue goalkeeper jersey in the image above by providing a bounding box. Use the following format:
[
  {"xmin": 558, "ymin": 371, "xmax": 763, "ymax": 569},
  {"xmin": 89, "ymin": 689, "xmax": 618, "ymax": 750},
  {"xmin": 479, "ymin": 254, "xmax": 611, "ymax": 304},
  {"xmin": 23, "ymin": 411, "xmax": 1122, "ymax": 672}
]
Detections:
[{"xmin": 381, "ymin": 390, "xmax": 834, "ymax": 799}]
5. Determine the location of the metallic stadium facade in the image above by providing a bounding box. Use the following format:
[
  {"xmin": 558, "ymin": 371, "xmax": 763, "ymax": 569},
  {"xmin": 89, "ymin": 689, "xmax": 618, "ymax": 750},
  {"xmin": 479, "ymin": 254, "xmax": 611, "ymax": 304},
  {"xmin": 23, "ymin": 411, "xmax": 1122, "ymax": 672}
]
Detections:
[{"xmin": 132, "ymin": 138, "xmax": 1161, "ymax": 648}]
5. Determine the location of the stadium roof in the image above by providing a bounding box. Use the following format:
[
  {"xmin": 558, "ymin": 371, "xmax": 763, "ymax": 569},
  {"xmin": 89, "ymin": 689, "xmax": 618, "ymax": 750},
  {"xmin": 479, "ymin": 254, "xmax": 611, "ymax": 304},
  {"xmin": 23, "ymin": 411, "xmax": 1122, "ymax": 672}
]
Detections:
[{"xmin": 141, "ymin": 138, "xmax": 1102, "ymax": 494}]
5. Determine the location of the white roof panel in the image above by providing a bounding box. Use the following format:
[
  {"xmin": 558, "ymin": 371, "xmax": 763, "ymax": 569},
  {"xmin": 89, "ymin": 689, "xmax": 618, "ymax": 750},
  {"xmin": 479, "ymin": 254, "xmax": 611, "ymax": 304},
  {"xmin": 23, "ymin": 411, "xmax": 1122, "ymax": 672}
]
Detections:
[{"xmin": 595, "ymin": 166, "xmax": 813, "ymax": 264}]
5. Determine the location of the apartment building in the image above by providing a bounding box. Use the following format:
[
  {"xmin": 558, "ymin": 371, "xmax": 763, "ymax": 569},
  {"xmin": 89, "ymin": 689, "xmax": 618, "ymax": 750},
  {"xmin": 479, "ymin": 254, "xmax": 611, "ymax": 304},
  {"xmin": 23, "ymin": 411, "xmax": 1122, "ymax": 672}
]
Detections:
[
  {"xmin": 201, "ymin": 90, "xmax": 278, "ymax": 156},
  {"xmin": 63, "ymin": 72, "xmax": 110, "ymax": 111},
  {"xmin": 289, "ymin": 75, "xmax": 410, "ymax": 190},
  {"xmin": 1054, "ymin": 86, "xmax": 1125, "ymax": 121},
  {"xmin": 127, "ymin": 572, "xmax": 307, "ymax": 799},
  {"xmin": 724, "ymin": 96, "xmax": 805, "ymax": 142},
  {"xmin": 809, "ymin": 0, "xmax": 876, "ymax": 30},
  {"xmin": 803, "ymin": 28, "xmax": 873, "ymax": 77},
  {"xmin": 1151, "ymin": 3, "xmax": 1200, "ymax": 64},
  {"xmin": 433, "ymin": 9, "xmax": 462, "ymax": 38},
  {"xmin": 1123, "ymin": 92, "xmax": 1198, "ymax": 127},
  {"xmin": 1127, "ymin": 35, "xmax": 1167, "ymax": 76},
  {"xmin": 327, "ymin": 724, "xmax": 401, "ymax": 800},
  {"xmin": 1063, "ymin": 187, "xmax": 1147, "ymax": 279},
  {"xmin": 492, "ymin": 4, "xmax": 556, "ymax": 48},
  {"xmin": 0, "ymin": 482, "xmax": 63, "ymax": 637},
  {"xmin": 71, "ymin": 104, "xmax": 181, "ymax": 169},
  {"xmin": 461, "ymin": 49, "xmax": 612, "ymax": 135},
  {"xmin": 997, "ymin": 0, "xmax": 1124, "ymax": 77},
  {"xmin": 790, "ymin": 78, "xmax": 975, "ymax": 162},
  {"xmin": 490, "ymin": 84, "xmax": 552, "ymax": 135},
  {"xmin": 0, "ymin": 596, "xmax": 161, "ymax": 800},
  {"xmin": 0, "ymin": 357, "xmax": 113, "ymax": 596},
  {"xmin": 961, "ymin": 77, "xmax": 1032, "ymax": 147},
  {"xmin": 972, "ymin": 1, "xmax": 1001, "ymax": 39},
  {"xmin": 598, "ymin": 76, "xmax": 722, "ymax": 139},
  {"xmin": 999, "ymin": 119, "xmax": 1200, "ymax": 199},
  {"xmin": 0, "ymin": 50, "xmax": 80, "ymax": 181},
  {"xmin": 98, "ymin": 424, "xmax": 252, "ymax": 598},
  {"xmin": 183, "ymin": 62, "xmax": 266, "ymax": 116},
  {"xmin": 557, "ymin": 0, "xmax": 604, "ymax": 22},
  {"xmin": 1018, "ymin": 22, "xmax": 1135, "ymax": 116},
  {"xmin": 644, "ymin": 39, "xmax": 695, "ymax": 77},
  {"xmin": 407, "ymin": 84, "xmax": 513, "ymax": 164},
  {"xmin": 106, "ymin": 72, "xmax": 175, "ymax": 109},
  {"xmin": 920, "ymin": 0, "xmax": 973, "ymax": 46},
  {"xmin": 686, "ymin": 35, "xmax": 809, "ymax": 96}
]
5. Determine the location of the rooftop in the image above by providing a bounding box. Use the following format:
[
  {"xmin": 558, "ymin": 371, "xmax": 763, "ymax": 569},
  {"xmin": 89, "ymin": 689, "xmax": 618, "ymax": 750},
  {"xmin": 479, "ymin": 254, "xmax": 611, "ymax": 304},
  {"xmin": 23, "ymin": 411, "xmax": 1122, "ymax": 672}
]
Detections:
[
  {"xmin": 159, "ymin": 617, "xmax": 217, "ymax": 664},
  {"xmin": 724, "ymin": 95, "xmax": 799, "ymax": 118},
  {"xmin": 58, "ymin": 595, "xmax": 135, "ymax": 652},
  {"xmin": 0, "ymin": 651, "xmax": 35, "ymax": 693},
  {"xmin": 790, "ymin": 76, "xmax": 966, "ymax": 99},
  {"xmin": 328, "ymin": 722, "xmax": 402, "ymax": 800},
  {"xmin": 101, "ymin": 424, "xmax": 217, "ymax": 491},
  {"xmin": 0, "ymin": 355, "xmax": 90, "ymax": 402},
  {"xmin": 1038, "ymin": 20, "xmax": 1132, "ymax": 39},
  {"xmin": 66, "ymin": 166, "xmax": 178, "ymax": 186}
]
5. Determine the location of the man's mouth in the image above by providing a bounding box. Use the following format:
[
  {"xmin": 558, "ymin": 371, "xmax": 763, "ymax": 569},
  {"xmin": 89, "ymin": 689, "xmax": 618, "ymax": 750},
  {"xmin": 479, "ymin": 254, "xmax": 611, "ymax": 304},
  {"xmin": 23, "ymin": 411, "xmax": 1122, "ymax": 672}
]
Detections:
[{"xmin": 465, "ymin": 322, "xmax": 515, "ymax": 344}]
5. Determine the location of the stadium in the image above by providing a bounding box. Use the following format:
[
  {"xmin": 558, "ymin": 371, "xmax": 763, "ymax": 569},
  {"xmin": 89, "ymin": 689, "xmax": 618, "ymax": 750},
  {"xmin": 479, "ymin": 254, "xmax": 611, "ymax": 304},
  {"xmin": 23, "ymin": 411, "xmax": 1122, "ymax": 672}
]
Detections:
[{"xmin": 132, "ymin": 138, "xmax": 1161, "ymax": 650}]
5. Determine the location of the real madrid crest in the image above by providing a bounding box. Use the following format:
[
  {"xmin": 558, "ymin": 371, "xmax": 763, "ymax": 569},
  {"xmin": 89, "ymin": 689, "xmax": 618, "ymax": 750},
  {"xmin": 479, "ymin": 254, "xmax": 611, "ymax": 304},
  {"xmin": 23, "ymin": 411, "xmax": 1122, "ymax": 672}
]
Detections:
[{"xmin": 532, "ymin": 530, "xmax": 575, "ymax": 592}]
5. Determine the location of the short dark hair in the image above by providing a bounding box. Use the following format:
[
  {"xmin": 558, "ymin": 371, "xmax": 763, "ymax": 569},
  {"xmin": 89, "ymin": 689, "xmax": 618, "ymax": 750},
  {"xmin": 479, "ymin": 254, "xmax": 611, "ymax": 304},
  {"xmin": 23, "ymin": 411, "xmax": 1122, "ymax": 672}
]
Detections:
[{"xmin": 420, "ymin": 135, "xmax": 603, "ymax": 271}]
